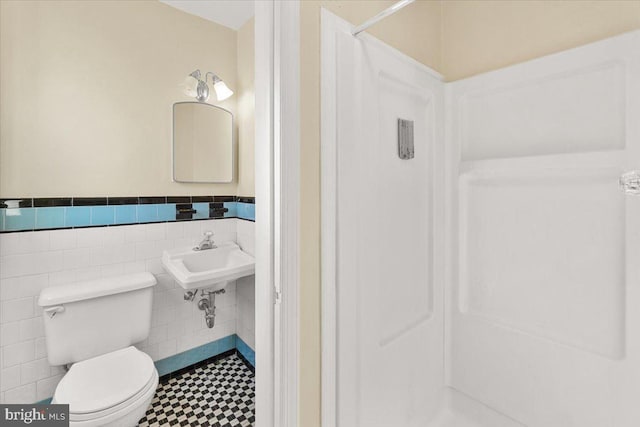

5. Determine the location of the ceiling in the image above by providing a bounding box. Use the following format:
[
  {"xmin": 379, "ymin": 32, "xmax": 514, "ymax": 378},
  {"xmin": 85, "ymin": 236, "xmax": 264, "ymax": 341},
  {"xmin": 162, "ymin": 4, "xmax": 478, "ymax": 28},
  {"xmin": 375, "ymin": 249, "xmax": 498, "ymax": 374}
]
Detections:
[{"xmin": 159, "ymin": 0, "xmax": 255, "ymax": 30}]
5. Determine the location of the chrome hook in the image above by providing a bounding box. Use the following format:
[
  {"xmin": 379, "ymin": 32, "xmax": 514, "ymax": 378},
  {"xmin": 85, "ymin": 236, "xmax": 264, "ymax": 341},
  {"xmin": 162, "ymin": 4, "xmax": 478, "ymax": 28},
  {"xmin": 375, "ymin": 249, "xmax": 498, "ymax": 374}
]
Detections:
[{"xmin": 620, "ymin": 171, "xmax": 640, "ymax": 195}]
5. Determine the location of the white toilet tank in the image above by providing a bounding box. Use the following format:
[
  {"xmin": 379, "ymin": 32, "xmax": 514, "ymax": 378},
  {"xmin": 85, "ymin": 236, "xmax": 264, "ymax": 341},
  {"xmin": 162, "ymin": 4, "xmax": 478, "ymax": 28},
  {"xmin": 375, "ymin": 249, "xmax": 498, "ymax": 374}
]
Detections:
[{"xmin": 38, "ymin": 272, "xmax": 156, "ymax": 366}]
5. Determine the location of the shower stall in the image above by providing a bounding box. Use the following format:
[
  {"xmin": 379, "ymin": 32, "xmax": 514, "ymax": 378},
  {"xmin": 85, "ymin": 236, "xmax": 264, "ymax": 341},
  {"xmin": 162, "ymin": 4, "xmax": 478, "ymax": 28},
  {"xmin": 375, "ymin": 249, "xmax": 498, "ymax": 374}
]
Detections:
[{"xmin": 321, "ymin": 9, "xmax": 640, "ymax": 427}]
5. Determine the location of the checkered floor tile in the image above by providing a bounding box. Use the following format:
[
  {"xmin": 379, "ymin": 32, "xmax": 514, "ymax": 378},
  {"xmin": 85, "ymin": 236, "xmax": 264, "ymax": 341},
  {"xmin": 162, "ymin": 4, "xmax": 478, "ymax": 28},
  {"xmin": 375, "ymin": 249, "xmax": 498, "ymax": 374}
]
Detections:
[{"xmin": 138, "ymin": 353, "xmax": 255, "ymax": 427}]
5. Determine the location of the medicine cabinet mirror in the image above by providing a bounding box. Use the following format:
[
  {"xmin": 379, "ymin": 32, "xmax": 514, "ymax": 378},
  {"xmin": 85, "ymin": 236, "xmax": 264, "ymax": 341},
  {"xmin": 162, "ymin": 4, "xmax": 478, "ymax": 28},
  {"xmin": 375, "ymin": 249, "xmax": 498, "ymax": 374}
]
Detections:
[{"xmin": 172, "ymin": 102, "xmax": 234, "ymax": 183}]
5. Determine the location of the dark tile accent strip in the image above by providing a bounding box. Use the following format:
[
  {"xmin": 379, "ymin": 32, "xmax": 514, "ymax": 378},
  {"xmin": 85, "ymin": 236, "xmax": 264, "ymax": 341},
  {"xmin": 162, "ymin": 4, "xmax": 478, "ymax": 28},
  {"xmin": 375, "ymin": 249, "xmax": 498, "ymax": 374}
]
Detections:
[
  {"xmin": 33, "ymin": 198, "xmax": 72, "ymax": 207},
  {"xmin": 191, "ymin": 196, "xmax": 214, "ymax": 203},
  {"xmin": 5, "ymin": 195, "xmax": 237, "ymax": 206},
  {"xmin": 33, "ymin": 226, "xmax": 69, "ymax": 232},
  {"xmin": 73, "ymin": 197, "xmax": 107, "ymax": 206},
  {"xmin": 167, "ymin": 196, "xmax": 191, "ymax": 204},
  {"xmin": 213, "ymin": 195, "xmax": 236, "ymax": 202},
  {"xmin": 176, "ymin": 203, "xmax": 195, "ymax": 220},
  {"xmin": 139, "ymin": 196, "xmax": 167, "ymax": 204},
  {"xmin": 158, "ymin": 349, "xmax": 236, "ymax": 383},
  {"xmin": 235, "ymin": 350, "xmax": 256, "ymax": 373},
  {"xmin": 107, "ymin": 197, "xmax": 139, "ymax": 205},
  {"xmin": 210, "ymin": 206, "xmax": 228, "ymax": 218},
  {"xmin": 0, "ymin": 198, "xmax": 33, "ymax": 208}
]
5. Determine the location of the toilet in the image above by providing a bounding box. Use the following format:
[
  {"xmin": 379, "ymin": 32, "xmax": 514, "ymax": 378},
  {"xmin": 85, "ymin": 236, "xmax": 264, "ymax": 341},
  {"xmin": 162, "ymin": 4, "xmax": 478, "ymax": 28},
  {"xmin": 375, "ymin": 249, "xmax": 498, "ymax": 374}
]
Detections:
[{"xmin": 38, "ymin": 272, "xmax": 159, "ymax": 427}]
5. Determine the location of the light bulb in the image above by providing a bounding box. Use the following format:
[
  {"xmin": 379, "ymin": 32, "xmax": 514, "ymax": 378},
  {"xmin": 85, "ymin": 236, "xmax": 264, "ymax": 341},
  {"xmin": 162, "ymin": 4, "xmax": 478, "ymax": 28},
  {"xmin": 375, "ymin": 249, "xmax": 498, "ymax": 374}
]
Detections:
[
  {"xmin": 213, "ymin": 80, "xmax": 233, "ymax": 101},
  {"xmin": 180, "ymin": 75, "xmax": 199, "ymax": 97}
]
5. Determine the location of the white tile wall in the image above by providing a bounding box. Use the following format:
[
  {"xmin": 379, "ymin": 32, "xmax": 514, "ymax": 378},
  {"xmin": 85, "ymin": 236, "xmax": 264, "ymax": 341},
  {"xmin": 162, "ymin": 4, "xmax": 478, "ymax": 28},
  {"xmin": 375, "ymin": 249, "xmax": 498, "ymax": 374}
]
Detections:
[
  {"xmin": 236, "ymin": 276, "xmax": 256, "ymax": 350},
  {"xmin": 0, "ymin": 218, "xmax": 253, "ymax": 404},
  {"xmin": 236, "ymin": 220, "xmax": 256, "ymax": 351},
  {"xmin": 236, "ymin": 219, "xmax": 255, "ymax": 258}
]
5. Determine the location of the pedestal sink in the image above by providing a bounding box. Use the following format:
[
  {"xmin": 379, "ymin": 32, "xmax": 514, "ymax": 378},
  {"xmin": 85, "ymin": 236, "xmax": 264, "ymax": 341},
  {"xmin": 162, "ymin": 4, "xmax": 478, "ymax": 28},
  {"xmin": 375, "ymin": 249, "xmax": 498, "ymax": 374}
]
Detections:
[{"xmin": 161, "ymin": 241, "xmax": 255, "ymax": 291}]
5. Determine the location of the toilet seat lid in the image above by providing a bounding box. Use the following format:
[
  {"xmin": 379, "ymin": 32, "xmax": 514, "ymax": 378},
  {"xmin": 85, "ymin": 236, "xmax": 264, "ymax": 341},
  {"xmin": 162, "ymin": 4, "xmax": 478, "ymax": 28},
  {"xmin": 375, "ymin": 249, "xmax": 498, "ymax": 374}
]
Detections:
[{"xmin": 54, "ymin": 346, "xmax": 155, "ymax": 414}]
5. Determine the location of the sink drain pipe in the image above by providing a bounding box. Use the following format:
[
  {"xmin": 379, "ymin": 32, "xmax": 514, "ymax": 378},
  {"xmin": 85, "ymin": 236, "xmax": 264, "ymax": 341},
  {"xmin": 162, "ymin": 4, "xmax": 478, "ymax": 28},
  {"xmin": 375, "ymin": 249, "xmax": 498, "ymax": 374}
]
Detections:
[{"xmin": 196, "ymin": 289, "xmax": 226, "ymax": 328}]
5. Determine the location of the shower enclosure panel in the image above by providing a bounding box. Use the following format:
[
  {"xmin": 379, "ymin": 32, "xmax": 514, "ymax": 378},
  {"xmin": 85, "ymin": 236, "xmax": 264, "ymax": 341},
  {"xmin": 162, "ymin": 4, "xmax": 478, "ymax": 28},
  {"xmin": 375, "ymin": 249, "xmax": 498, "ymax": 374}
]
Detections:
[
  {"xmin": 321, "ymin": 11, "xmax": 445, "ymax": 427},
  {"xmin": 447, "ymin": 30, "xmax": 640, "ymax": 426}
]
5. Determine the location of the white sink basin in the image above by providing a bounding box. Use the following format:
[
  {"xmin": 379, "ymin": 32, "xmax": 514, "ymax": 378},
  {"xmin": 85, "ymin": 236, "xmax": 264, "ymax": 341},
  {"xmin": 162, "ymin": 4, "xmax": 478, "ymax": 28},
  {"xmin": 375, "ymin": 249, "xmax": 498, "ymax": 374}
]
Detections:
[{"xmin": 162, "ymin": 242, "xmax": 255, "ymax": 291}]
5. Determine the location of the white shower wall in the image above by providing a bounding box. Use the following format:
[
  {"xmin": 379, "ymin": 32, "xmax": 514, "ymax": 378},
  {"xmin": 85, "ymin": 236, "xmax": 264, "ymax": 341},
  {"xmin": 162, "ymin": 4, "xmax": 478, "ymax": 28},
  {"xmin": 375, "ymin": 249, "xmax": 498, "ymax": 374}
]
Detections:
[
  {"xmin": 447, "ymin": 30, "xmax": 640, "ymax": 427},
  {"xmin": 323, "ymin": 9, "xmax": 640, "ymax": 427},
  {"xmin": 322, "ymin": 11, "xmax": 445, "ymax": 427}
]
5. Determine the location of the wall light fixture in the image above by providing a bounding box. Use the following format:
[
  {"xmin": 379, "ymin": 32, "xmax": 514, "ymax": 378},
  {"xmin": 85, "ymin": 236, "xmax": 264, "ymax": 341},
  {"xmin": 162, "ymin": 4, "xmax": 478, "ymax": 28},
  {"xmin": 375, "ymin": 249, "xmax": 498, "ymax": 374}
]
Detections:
[{"xmin": 181, "ymin": 69, "xmax": 234, "ymax": 102}]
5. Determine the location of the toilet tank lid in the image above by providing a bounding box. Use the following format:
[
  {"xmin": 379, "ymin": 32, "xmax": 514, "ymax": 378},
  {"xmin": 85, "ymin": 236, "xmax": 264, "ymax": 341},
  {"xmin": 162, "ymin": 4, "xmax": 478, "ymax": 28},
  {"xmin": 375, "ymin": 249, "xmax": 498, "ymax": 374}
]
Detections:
[{"xmin": 38, "ymin": 272, "xmax": 157, "ymax": 307}]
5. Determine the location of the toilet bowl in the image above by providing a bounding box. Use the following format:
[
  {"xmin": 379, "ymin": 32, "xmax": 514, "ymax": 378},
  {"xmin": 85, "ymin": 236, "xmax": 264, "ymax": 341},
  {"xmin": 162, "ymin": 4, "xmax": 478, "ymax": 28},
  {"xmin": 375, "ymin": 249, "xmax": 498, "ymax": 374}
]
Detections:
[
  {"xmin": 51, "ymin": 347, "xmax": 158, "ymax": 427},
  {"xmin": 39, "ymin": 273, "xmax": 158, "ymax": 427}
]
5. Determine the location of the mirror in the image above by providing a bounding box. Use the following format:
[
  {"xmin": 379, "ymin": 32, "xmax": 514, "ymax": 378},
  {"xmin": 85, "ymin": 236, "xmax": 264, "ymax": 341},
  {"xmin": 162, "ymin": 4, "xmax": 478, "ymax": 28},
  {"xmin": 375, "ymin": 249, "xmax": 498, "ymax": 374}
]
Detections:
[{"xmin": 173, "ymin": 102, "xmax": 234, "ymax": 183}]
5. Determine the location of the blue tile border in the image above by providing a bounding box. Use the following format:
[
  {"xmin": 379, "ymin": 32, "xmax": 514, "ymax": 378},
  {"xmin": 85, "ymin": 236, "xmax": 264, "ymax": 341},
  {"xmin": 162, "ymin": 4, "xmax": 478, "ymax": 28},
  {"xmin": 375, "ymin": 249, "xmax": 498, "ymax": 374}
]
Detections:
[
  {"xmin": 236, "ymin": 203, "xmax": 255, "ymax": 222},
  {"xmin": 136, "ymin": 204, "xmax": 159, "ymax": 223},
  {"xmin": 224, "ymin": 202, "xmax": 238, "ymax": 218},
  {"xmin": 236, "ymin": 336, "xmax": 255, "ymax": 368},
  {"xmin": 157, "ymin": 204, "xmax": 177, "ymax": 222},
  {"xmin": 114, "ymin": 205, "xmax": 137, "ymax": 224},
  {"xmin": 3, "ymin": 208, "xmax": 36, "ymax": 231},
  {"xmin": 65, "ymin": 206, "xmax": 91, "ymax": 227},
  {"xmin": 0, "ymin": 196, "xmax": 256, "ymax": 232},
  {"xmin": 193, "ymin": 202, "xmax": 210, "ymax": 220},
  {"xmin": 154, "ymin": 334, "xmax": 237, "ymax": 377},
  {"xmin": 35, "ymin": 207, "xmax": 65, "ymax": 229},
  {"xmin": 90, "ymin": 206, "xmax": 115, "ymax": 226}
]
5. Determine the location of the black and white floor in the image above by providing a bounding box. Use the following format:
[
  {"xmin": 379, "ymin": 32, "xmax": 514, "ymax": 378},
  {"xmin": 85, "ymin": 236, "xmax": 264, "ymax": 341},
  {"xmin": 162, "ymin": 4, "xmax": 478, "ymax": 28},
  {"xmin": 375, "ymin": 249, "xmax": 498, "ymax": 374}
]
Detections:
[{"xmin": 138, "ymin": 352, "xmax": 255, "ymax": 427}]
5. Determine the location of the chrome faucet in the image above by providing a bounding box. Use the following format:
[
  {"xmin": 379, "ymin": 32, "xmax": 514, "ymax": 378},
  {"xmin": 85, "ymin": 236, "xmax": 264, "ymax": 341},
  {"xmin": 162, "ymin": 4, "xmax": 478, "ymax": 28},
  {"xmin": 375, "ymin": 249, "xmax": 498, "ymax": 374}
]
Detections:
[{"xmin": 194, "ymin": 231, "xmax": 216, "ymax": 251}]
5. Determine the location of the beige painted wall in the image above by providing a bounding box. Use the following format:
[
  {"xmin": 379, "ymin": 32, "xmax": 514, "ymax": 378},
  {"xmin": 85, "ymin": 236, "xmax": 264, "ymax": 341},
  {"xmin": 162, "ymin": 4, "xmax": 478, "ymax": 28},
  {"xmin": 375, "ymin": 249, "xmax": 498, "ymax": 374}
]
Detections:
[
  {"xmin": 442, "ymin": 0, "xmax": 640, "ymax": 81},
  {"xmin": 0, "ymin": 1, "xmax": 245, "ymax": 197},
  {"xmin": 300, "ymin": 1, "xmax": 640, "ymax": 427},
  {"xmin": 237, "ymin": 18, "xmax": 256, "ymax": 197}
]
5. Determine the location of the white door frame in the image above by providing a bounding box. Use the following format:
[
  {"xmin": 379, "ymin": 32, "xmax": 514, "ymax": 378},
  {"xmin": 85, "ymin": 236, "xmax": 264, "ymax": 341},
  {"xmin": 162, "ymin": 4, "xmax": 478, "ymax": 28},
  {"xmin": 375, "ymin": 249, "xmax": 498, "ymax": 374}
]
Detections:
[
  {"xmin": 320, "ymin": 10, "xmax": 344, "ymax": 427},
  {"xmin": 255, "ymin": 1, "xmax": 300, "ymax": 427}
]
